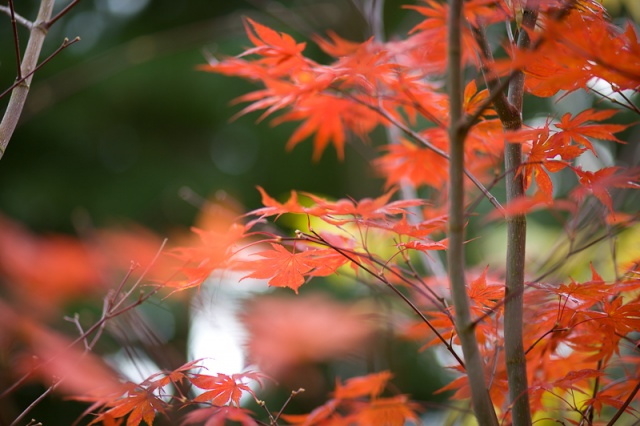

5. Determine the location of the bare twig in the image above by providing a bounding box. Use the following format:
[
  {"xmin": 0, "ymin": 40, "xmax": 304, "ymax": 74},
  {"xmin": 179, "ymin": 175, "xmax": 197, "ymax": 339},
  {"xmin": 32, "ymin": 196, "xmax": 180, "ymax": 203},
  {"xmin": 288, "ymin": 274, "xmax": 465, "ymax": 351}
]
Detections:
[
  {"xmin": 357, "ymin": 99, "xmax": 505, "ymax": 214},
  {"xmin": 4, "ymin": 240, "xmax": 168, "ymax": 424},
  {"xmin": 0, "ymin": 5, "xmax": 33, "ymax": 28},
  {"xmin": 44, "ymin": 0, "xmax": 82, "ymax": 29},
  {"xmin": 8, "ymin": 0, "xmax": 23, "ymax": 80},
  {"xmin": 299, "ymin": 230, "xmax": 467, "ymax": 369},
  {"xmin": 606, "ymin": 379, "xmax": 640, "ymax": 426},
  {"xmin": 0, "ymin": 37, "xmax": 80, "ymax": 101},
  {"xmin": 0, "ymin": 0, "xmax": 55, "ymax": 159},
  {"xmin": 9, "ymin": 384, "xmax": 58, "ymax": 426},
  {"xmin": 273, "ymin": 388, "xmax": 305, "ymax": 423},
  {"xmin": 64, "ymin": 313, "xmax": 90, "ymax": 350}
]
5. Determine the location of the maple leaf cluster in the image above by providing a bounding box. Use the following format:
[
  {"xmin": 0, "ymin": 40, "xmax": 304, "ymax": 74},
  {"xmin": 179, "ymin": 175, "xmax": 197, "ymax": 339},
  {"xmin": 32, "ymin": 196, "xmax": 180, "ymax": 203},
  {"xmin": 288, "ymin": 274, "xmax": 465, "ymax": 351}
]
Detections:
[
  {"xmin": 405, "ymin": 264, "xmax": 640, "ymax": 417},
  {"xmin": 75, "ymin": 361, "xmax": 269, "ymax": 426},
  {"xmin": 186, "ymin": 0, "xmax": 640, "ymax": 423},
  {"xmin": 3, "ymin": 0, "xmax": 640, "ymax": 425},
  {"xmin": 281, "ymin": 371, "xmax": 421, "ymax": 426}
]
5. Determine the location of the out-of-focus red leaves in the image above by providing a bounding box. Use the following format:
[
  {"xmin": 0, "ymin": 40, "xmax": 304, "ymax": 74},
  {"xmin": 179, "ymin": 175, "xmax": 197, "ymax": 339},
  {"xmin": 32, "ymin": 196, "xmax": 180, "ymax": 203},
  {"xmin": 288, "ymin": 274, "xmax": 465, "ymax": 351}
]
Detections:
[
  {"xmin": 0, "ymin": 214, "xmax": 168, "ymax": 315},
  {"xmin": 282, "ymin": 371, "xmax": 420, "ymax": 426},
  {"xmin": 181, "ymin": 406, "xmax": 258, "ymax": 426},
  {"xmin": 94, "ymin": 224, "xmax": 170, "ymax": 281},
  {"xmin": 0, "ymin": 299, "xmax": 121, "ymax": 397},
  {"xmin": 165, "ymin": 198, "xmax": 250, "ymax": 293},
  {"xmin": 17, "ymin": 320, "xmax": 122, "ymax": 397},
  {"xmin": 0, "ymin": 215, "xmax": 102, "ymax": 312},
  {"xmin": 239, "ymin": 295, "xmax": 377, "ymax": 378},
  {"xmin": 333, "ymin": 371, "xmax": 393, "ymax": 400}
]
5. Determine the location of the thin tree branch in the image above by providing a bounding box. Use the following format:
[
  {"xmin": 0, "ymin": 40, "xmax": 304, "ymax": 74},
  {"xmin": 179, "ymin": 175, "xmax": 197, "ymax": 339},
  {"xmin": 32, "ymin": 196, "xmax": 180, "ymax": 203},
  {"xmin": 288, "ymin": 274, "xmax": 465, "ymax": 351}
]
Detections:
[
  {"xmin": 0, "ymin": 0, "xmax": 55, "ymax": 160},
  {"xmin": 0, "ymin": 37, "xmax": 80, "ymax": 101},
  {"xmin": 9, "ymin": 384, "xmax": 58, "ymax": 426},
  {"xmin": 44, "ymin": 0, "xmax": 82, "ymax": 29},
  {"xmin": 366, "ymin": 0, "xmax": 448, "ymax": 281},
  {"xmin": 297, "ymin": 230, "xmax": 466, "ymax": 368},
  {"xmin": 356, "ymin": 98, "xmax": 504, "ymax": 214},
  {"xmin": 4, "ymin": 240, "xmax": 168, "ymax": 424},
  {"xmin": 273, "ymin": 388, "xmax": 305, "ymax": 423},
  {"xmin": 0, "ymin": 5, "xmax": 33, "ymax": 28},
  {"xmin": 8, "ymin": 0, "xmax": 23, "ymax": 80},
  {"xmin": 606, "ymin": 379, "xmax": 640, "ymax": 426}
]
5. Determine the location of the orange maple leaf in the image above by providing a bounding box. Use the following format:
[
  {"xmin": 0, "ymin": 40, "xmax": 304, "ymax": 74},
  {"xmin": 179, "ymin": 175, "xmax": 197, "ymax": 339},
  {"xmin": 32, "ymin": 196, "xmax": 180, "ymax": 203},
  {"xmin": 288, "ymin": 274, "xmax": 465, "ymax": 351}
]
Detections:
[
  {"xmin": 463, "ymin": 79, "xmax": 495, "ymax": 118},
  {"xmin": 191, "ymin": 371, "xmax": 268, "ymax": 407},
  {"xmin": 314, "ymin": 30, "xmax": 366, "ymax": 57},
  {"xmin": 282, "ymin": 372, "xmax": 419, "ymax": 426},
  {"xmin": 0, "ymin": 214, "xmax": 102, "ymax": 314},
  {"xmin": 240, "ymin": 243, "xmax": 324, "ymax": 293},
  {"xmin": 551, "ymin": 109, "xmax": 630, "ymax": 155},
  {"xmin": 280, "ymin": 399, "xmax": 341, "ymax": 425},
  {"xmin": 466, "ymin": 266, "xmax": 504, "ymax": 317},
  {"xmin": 397, "ymin": 239, "xmax": 448, "ymax": 253},
  {"xmin": 303, "ymin": 190, "xmax": 424, "ymax": 226},
  {"xmin": 242, "ymin": 17, "xmax": 306, "ymax": 59},
  {"xmin": 375, "ymin": 138, "xmax": 449, "ymax": 190},
  {"xmin": 167, "ymin": 222, "xmax": 249, "ymax": 291},
  {"xmin": 572, "ymin": 166, "xmax": 640, "ymax": 214},
  {"xmin": 404, "ymin": 0, "xmax": 480, "ymax": 71},
  {"xmin": 145, "ymin": 359, "xmax": 204, "ymax": 389},
  {"xmin": 87, "ymin": 383, "xmax": 165, "ymax": 426},
  {"xmin": 274, "ymin": 93, "xmax": 379, "ymax": 161},
  {"xmin": 333, "ymin": 371, "xmax": 393, "ymax": 400},
  {"xmin": 485, "ymin": 191, "xmax": 576, "ymax": 219},
  {"xmin": 252, "ymin": 186, "xmax": 306, "ymax": 219},
  {"xmin": 353, "ymin": 395, "xmax": 421, "ymax": 426},
  {"xmin": 509, "ymin": 121, "xmax": 579, "ymax": 200},
  {"xmin": 552, "ymin": 369, "xmax": 604, "ymax": 394}
]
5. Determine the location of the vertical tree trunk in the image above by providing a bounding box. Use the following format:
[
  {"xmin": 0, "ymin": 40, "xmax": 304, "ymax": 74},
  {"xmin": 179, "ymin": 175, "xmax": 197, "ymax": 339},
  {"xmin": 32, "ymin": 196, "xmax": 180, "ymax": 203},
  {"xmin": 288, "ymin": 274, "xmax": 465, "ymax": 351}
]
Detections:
[
  {"xmin": 470, "ymin": 4, "xmax": 538, "ymax": 424},
  {"xmin": 447, "ymin": 0, "xmax": 499, "ymax": 424},
  {"xmin": 503, "ymin": 8, "xmax": 537, "ymax": 426}
]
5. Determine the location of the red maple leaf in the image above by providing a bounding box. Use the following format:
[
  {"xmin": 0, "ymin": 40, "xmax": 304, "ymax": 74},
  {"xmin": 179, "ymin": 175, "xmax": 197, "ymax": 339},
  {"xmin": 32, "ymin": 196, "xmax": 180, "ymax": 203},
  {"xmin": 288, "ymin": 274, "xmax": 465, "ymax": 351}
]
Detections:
[
  {"xmin": 303, "ymin": 190, "xmax": 424, "ymax": 226},
  {"xmin": 190, "ymin": 371, "xmax": 268, "ymax": 407},
  {"xmin": 333, "ymin": 371, "xmax": 393, "ymax": 400},
  {"xmin": 397, "ymin": 239, "xmax": 448, "ymax": 253},
  {"xmin": 282, "ymin": 372, "xmax": 420, "ymax": 426},
  {"xmin": 375, "ymin": 138, "xmax": 449, "ymax": 190},
  {"xmin": 572, "ymin": 166, "xmax": 640, "ymax": 214},
  {"xmin": 508, "ymin": 120, "xmax": 582, "ymax": 200},
  {"xmin": 274, "ymin": 92, "xmax": 380, "ymax": 161},
  {"xmin": 353, "ymin": 395, "xmax": 421, "ymax": 426},
  {"xmin": 551, "ymin": 109, "xmax": 630, "ymax": 155},
  {"xmin": 252, "ymin": 186, "xmax": 306, "ymax": 219},
  {"xmin": 85, "ymin": 383, "xmax": 165, "ymax": 426},
  {"xmin": 280, "ymin": 399, "xmax": 341, "ymax": 425},
  {"xmin": 240, "ymin": 243, "xmax": 323, "ymax": 293}
]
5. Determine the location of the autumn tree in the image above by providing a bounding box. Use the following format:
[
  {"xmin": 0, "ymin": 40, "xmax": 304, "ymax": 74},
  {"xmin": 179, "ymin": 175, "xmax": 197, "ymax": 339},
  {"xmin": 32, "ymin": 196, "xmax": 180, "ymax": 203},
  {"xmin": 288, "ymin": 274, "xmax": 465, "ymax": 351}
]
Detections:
[{"xmin": 2, "ymin": 0, "xmax": 640, "ymax": 425}]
